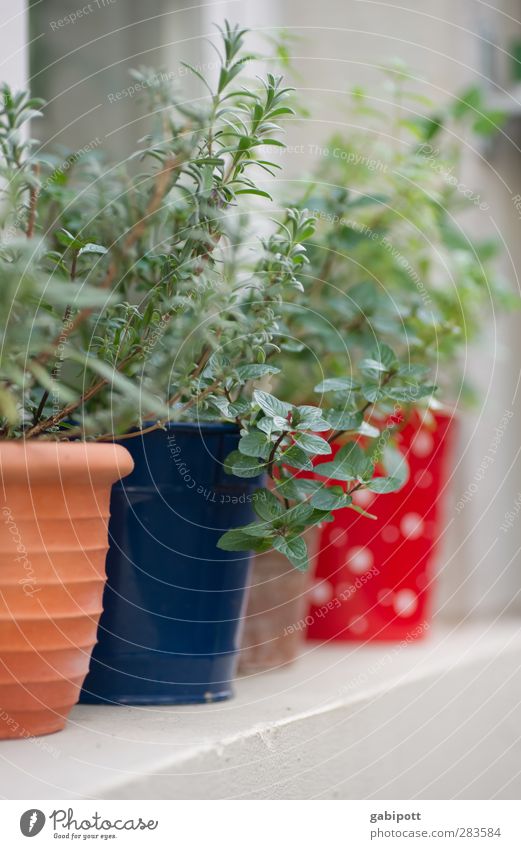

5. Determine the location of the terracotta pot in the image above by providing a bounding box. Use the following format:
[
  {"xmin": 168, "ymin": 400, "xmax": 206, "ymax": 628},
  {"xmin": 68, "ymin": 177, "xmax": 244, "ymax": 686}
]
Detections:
[
  {"xmin": 239, "ymin": 527, "xmax": 319, "ymax": 673},
  {"xmin": 0, "ymin": 441, "xmax": 133, "ymax": 738}
]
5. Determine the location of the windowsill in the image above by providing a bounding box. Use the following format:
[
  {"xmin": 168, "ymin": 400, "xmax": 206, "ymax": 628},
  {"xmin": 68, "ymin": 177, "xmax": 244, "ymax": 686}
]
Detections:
[{"xmin": 2, "ymin": 621, "xmax": 521, "ymax": 800}]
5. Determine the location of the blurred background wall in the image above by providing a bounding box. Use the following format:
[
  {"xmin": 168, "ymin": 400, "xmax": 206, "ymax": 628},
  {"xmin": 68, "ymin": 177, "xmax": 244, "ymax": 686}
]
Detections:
[
  {"xmin": 0, "ymin": 2, "xmax": 27, "ymax": 90},
  {"xmin": 4, "ymin": 0, "xmax": 521, "ymax": 621}
]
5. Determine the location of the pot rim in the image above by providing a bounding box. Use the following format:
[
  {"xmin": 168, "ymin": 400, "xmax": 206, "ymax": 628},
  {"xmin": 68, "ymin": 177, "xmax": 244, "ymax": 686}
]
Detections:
[{"xmin": 0, "ymin": 440, "xmax": 134, "ymax": 484}]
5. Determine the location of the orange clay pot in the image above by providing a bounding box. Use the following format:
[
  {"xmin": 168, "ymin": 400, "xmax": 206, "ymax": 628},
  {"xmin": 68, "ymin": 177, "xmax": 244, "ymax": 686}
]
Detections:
[
  {"xmin": 0, "ymin": 441, "xmax": 133, "ymax": 739},
  {"xmin": 239, "ymin": 527, "xmax": 319, "ymax": 673}
]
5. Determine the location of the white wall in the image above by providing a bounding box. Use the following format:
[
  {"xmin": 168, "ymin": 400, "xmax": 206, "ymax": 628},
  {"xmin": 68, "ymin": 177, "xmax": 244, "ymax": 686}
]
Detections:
[{"xmin": 0, "ymin": 1, "xmax": 27, "ymax": 89}]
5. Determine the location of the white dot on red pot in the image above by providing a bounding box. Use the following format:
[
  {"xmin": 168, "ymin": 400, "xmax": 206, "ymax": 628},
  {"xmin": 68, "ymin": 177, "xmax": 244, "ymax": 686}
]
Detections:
[
  {"xmin": 414, "ymin": 469, "xmax": 433, "ymax": 489},
  {"xmin": 346, "ymin": 545, "xmax": 374, "ymax": 574},
  {"xmin": 353, "ymin": 489, "xmax": 375, "ymax": 508},
  {"xmin": 348, "ymin": 616, "xmax": 368, "ymax": 634},
  {"xmin": 400, "ymin": 512, "xmax": 424, "ymax": 539},
  {"xmin": 394, "ymin": 589, "xmax": 418, "ymax": 616},
  {"xmin": 411, "ymin": 431, "xmax": 434, "ymax": 458},
  {"xmin": 381, "ymin": 524, "xmax": 399, "ymax": 543},
  {"xmin": 377, "ymin": 588, "xmax": 394, "ymax": 606},
  {"xmin": 330, "ymin": 528, "xmax": 347, "ymax": 548},
  {"xmin": 310, "ymin": 581, "xmax": 334, "ymax": 605}
]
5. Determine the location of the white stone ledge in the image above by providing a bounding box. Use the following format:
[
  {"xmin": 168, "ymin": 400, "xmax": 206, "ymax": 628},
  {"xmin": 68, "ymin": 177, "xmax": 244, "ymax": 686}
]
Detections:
[{"xmin": 1, "ymin": 622, "xmax": 521, "ymax": 800}]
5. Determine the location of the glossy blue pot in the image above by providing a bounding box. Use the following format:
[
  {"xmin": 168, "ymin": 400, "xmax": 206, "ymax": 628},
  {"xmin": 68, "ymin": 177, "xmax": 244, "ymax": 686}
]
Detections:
[{"xmin": 80, "ymin": 423, "xmax": 258, "ymax": 705}]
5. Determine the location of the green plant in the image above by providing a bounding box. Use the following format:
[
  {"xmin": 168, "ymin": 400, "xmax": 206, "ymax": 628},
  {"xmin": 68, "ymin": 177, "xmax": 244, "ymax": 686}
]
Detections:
[
  {"xmin": 0, "ymin": 28, "xmax": 436, "ymax": 570},
  {"xmin": 273, "ymin": 66, "xmax": 512, "ymax": 408}
]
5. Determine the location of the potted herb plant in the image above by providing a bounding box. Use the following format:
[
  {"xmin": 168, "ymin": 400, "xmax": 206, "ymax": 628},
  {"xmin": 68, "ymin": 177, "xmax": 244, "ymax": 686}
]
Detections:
[
  {"xmin": 248, "ymin": 68, "xmax": 511, "ymax": 647},
  {"xmin": 0, "ymin": 89, "xmax": 136, "ymax": 738}
]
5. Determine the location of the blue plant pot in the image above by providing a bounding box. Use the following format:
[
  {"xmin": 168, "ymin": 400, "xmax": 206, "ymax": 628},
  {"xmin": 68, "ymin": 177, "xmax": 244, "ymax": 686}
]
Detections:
[{"xmin": 80, "ymin": 422, "xmax": 259, "ymax": 705}]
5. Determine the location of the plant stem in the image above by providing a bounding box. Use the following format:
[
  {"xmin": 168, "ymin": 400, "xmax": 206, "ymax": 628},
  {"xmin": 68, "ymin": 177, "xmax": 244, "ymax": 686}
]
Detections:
[
  {"xmin": 70, "ymin": 249, "xmax": 79, "ymax": 281},
  {"xmin": 24, "ymin": 352, "xmax": 137, "ymax": 438},
  {"xmin": 267, "ymin": 431, "xmax": 286, "ymax": 478},
  {"xmin": 26, "ymin": 163, "xmax": 40, "ymax": 238},
  {"xmin": 96, "ymin": 422, "xmax": 164, "ymax": 442}
]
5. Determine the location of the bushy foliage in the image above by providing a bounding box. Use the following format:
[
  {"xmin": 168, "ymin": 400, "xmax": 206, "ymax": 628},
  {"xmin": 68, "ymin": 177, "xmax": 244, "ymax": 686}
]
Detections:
[{"xmin": 0, "ymin": 29, "xmax": 437, "ymax": 568}]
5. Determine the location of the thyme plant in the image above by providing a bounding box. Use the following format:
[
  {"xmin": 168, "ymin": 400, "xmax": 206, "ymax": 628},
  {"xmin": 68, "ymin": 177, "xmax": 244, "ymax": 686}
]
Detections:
[{"xmin": 275, "ymin": 68, "xmax": 512, "ymax": 408}]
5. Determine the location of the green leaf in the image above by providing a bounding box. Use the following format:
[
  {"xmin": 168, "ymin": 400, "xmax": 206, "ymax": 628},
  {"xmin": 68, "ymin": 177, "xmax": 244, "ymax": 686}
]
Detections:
[
  {"xmin": 78, "ymin": 243, "xmax": 108, "ymax": 257},
  {"xmin": 314, "ymin": 441, "xmax": 372, "ymax": 482},
  {"xmin": 0, "ymin": 387, "xmax": 18, "ymax": 425},
  {"xmin": 224, "ymin": 450, "xmax": 266, "ymax": 478},
  {"xmin": 179, "ymin": 61, "xmax": 214, "ymax": 95},
  {"xmin": 253, "ymin": 389, "xmax": 292, "ymax": 419},
  {"xmin": 360, "ymin": 357, "xmax": 389, "ymax": 373},
  {"xmin": 26, "ymin": 361, "xmax": 78, "ymax": 405},
  {"xmin": 472, "ymin": 111, "xmax": 505, "ymax": 137},
  {"xmin": 295, "ymin": 405, "xmax": 331, "ymax": 432},
  {"xmin": 361, "ymin": 383, "xmax": 385, "ymax": 403},
  {"xmin": 285, "ymin": 501, "xmax": 314, "ymax": 526},
  {"xmin": 385, "ymin": 384, "xmax": 436, "ymax": 402},
  {"xmin": 296, "ymin": 418, "xmax": 331, "ymax": 433},
  {"xmin": 277, "ymin": 476, "xmax": 321, "ymax": 500},
  {"xmin": 42, "ymin": 279, "xmax": 115, "ymax": 310},
  {"xmin": 382, "ymin": 444, "xmax": 409, "ymax": 487},
  {"xmin": 451, "ymin": 85, "xmax": 482, "ymax": 120},
  {"xmin": 257, "ymin": 417, "xmax": 276, "ymax": 436},
  {"xmin": 374, "ymin": 343, "xmax": 398, "ymax": 369},
  {"xmin": 310, "ymin": 485, "xmax": 350, "ymax": 511},
  {"xmin": 357, "ymin": 420, "xmax": 381, "ymax": 439},
  {"xmin": 397, "ymin": 364, "xmax": 430, "ymax": 380},
  {"xmin": 293, "ymin": 431, "xmax": 332, "ymax": 456},
  {"xmin": 314, "ymin": 377, "xmax": 358, "ymax": 392},
  {"xmin": 281, "ymin": 444, "xmax": 314, "ymax": 471},
  {"xmin": 296, "ymin": 405, "xmax": 325, "ymax": 420},
  {"xmin": 253, "ymin": 488, "xmax": 285, "ymax": 522},
  {"xmin": 235, "ymin": 188, "xmax": 273, "ymax": 199},
  {"xmin": 273, "ymin": 534, "xmax": 309, "ymax": 571},
  {"xmin": 209, "ymin": 395, "xmax": 232, "ymax": 418},
  {"xmin": 56, "ymin": 228, "xmax": 84, "ymax": 249},
  {"xmin": 239, "ymin": 521, "xmax": 276, "ymax": 539},
  {"xmin": 235, "ymin": 364, "xmax": 280, "ymax": 380},
  {"xmin": 325, "ymin": 410, "xmax": 363, "ymax": 431},
  {"xmin": 238, "ymin": 430, "xmax": 271, "ymax": 459},
  {"xmin": 365, "ymin": 476, "xmax": 403, "ymax": 493},
  {"xmin": 217, "ymin": 528, "xmax": 271, "ymax": 552}
]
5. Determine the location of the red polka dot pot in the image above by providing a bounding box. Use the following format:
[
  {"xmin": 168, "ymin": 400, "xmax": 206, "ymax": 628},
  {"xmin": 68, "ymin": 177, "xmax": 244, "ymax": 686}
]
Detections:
[{"xmin": 306, "ymin": 411, "xmax": 456, "ymax": 643}]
